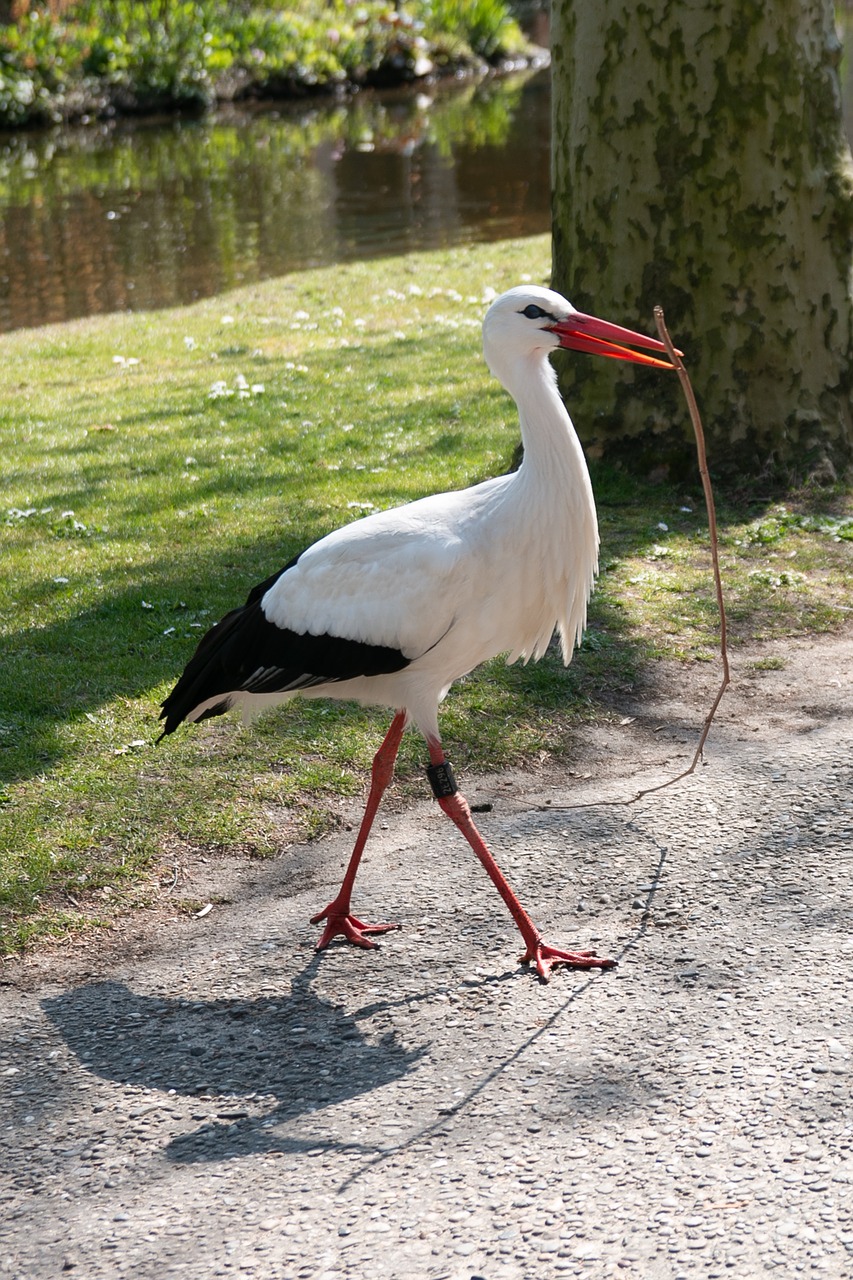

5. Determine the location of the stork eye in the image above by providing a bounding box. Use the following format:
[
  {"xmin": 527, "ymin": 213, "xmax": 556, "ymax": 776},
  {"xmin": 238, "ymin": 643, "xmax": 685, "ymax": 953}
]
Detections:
[{"xmin": 520, "ymin": 304, "xmax": 548, "ymax": 320}]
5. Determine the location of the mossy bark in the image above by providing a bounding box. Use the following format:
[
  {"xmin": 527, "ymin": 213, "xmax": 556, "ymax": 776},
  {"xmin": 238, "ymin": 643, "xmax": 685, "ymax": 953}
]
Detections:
[{"xmin": 551, "ymin": 0, "xmax": 853, "ymax": 482}]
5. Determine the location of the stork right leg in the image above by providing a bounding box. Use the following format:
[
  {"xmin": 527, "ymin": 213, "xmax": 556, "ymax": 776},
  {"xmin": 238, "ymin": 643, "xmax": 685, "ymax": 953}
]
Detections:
[
  {"xmin": 311, "ymin": 710, "xmax": 407, "ymax": 950},
  {"xmin": 426, "ymin": 739, "xmax": 616, "ymax": 980}
]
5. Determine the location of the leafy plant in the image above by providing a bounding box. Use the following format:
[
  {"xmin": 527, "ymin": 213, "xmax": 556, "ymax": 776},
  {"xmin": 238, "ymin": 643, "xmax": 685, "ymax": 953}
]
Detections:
[
  {"xmin": 0, "ymin": 0, "xmax": 531, "ymax": 125},
  {"xmin": 424, "ymin": 0, "xmax": 524, "ymax": 60}
]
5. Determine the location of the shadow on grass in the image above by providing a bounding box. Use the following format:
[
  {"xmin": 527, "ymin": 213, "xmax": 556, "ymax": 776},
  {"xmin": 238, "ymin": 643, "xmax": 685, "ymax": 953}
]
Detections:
[
  {"xmin": 0, "ymin": 532, "xmax": 649, "ymax": 790},
  {"xmin": 0, "ymin": 322, "xmax": 797, "ymax": 793},
  {"xmin": 1, "ymin": 424, "xmax": 699, "ymax": 794}
]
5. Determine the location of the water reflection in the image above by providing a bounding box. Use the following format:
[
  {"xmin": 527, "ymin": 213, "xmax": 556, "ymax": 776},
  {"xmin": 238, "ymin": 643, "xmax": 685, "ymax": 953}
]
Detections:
[
  {"xmin": 0, "ymin": 71, "xmax": 550, "ymax": 333},
  {"xmin": 3, "ymin": 33, "xmax": 850, "ymax": 338}
]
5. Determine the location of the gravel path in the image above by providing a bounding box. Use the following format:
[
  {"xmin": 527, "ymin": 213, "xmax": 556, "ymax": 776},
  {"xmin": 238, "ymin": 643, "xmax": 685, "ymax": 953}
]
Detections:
[{"xmin": 1, "ymin": 631, "xmax": 852, "ymax": 1280}]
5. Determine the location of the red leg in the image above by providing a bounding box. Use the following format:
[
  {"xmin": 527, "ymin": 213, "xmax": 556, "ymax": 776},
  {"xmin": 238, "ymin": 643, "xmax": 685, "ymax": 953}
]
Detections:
[
  {"xmin": 427, "ymin": 740, "xmax": 616, "ymax": 981},
  {"xmin": 311, "ymin": 710, "xmax": 407, "ymax": 950}
]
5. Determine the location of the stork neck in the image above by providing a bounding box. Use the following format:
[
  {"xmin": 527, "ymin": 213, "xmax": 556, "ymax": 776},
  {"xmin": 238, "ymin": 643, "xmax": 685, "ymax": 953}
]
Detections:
[
  {"xmin": 498, "ymin": 347, "xmax": 599, "ymax": 659},
  {"xmin": 508, "ymin": 352, "xmax": 586, "ymax": 478}
]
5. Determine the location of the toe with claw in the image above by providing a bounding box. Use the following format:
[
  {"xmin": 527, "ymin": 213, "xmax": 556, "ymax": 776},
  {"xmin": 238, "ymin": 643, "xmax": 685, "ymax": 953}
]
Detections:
[
  {"xmin": 311, "ymin": 901, "xmax": 400, "ymax": 951},
  {"xmin": 520, "ymin": 940, "xmax": 617, "ymax": 982}
]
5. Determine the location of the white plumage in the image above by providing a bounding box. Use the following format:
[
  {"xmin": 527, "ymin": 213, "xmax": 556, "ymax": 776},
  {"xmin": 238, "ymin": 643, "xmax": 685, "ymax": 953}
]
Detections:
[{"xmin": 161, "ymin": 284, "xmax": 675, "ymax": 979}]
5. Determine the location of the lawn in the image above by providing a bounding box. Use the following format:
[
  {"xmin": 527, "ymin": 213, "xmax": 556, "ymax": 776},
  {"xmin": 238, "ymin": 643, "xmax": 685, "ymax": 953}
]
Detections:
[{"xmin": 1, "ymin": 233, "xmax": 851, "ymax": 950}]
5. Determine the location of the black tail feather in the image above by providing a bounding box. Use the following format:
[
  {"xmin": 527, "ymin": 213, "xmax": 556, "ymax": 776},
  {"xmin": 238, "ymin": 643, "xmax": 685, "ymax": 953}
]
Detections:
[{"xmin": 158, "ymin": 582, "xmax": 410, "ymax": 738}]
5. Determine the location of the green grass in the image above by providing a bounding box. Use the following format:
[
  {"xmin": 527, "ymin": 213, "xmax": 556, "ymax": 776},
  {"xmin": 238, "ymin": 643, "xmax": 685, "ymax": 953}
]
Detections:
[{"xmin": 1, "ymin": 234, "xmax": 851, "ymax": 951}]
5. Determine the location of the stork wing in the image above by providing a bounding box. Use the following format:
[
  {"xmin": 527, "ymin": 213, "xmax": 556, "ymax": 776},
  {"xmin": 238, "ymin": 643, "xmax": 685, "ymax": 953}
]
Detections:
[
  {"xmin": 262, "ymin": 505, "xmax": 470, "ymax": 658},
  {"xmin": 159, "ymin": 479, "xmax": 506, "ymax": 736}
]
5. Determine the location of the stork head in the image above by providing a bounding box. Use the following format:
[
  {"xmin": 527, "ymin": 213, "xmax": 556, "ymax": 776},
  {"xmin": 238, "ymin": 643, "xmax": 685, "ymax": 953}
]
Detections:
[{"xmin": 482, "ymin": 285, "xmax": 677, "ymax": 383}]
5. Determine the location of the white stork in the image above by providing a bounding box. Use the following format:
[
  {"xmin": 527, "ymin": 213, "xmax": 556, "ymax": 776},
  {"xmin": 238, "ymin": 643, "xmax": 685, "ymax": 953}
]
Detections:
[{"xmin": 159, "ymin": 285, "xmax": 676, "ymax": 980}]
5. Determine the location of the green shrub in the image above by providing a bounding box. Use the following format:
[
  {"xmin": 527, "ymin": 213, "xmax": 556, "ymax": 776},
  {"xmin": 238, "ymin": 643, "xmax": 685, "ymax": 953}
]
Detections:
[
  {"xmin": 0, "ymin": 7, "xmax": 91, "ymax": 124},
  {"xmin": 0, "ymin": 1, "xmax": 529, "ymax": 126},
  {"xmin": 77, "ymin": 1, "xmax": 221, "ymax": 106},
  {"xmin": 423, "ymin": 0, "xmax": 524, "ymax": 60}
]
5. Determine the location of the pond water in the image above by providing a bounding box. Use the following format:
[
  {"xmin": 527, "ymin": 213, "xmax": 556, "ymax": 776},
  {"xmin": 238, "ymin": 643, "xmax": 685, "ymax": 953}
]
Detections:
[
  {"xmin": 0, "ymin": 70, "xmax": 551, "ymax": 334},
  {"xmin": 1, "ymin": 30, "xmax": 851, "ymax": 338}
]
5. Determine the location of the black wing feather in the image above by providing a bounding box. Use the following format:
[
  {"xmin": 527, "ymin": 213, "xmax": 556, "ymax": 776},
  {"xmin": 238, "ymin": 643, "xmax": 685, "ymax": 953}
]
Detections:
[{"xmin": 158, "ymin": 557, "xmax": 410, "ymax": 737}]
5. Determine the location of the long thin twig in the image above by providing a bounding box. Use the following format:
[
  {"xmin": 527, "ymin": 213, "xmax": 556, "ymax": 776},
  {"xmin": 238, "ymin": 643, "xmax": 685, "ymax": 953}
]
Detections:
[
  {"xmin": 542, "ymin": 307, "xmax": 730, "ymax": 810},
  {"xmin": 623, "ymin": 307, "xmax": 731, "ymax": 801}
]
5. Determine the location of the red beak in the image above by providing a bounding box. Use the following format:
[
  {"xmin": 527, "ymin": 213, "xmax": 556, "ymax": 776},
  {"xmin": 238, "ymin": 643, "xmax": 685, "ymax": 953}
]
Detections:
[{"xmin": 548, "ymin": 311, "xmax": 680, "ymax": 370}]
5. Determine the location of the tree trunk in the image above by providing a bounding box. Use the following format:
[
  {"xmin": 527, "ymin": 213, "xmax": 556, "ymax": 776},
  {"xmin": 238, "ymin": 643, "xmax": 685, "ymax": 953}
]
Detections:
[{"xmin": 551, "ymin": 0, "xmax": 853, "ymax": 482}]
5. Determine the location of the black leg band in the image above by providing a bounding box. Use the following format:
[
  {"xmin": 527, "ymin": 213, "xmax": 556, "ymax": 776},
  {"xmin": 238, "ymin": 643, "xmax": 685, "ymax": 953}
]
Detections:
[{"xmin": 426, "ymin": 760, "xmax": 458, "ymax": 799}]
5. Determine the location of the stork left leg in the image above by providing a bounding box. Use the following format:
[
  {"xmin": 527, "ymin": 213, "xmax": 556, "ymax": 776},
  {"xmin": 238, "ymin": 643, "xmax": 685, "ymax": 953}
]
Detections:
[
  {"xmin": 426, "ymin": 741, "xmax": 616, "ymax": 981},
  {"xmin": 311, "ymin": 710, "xmax": 407, "ymax": 950}
]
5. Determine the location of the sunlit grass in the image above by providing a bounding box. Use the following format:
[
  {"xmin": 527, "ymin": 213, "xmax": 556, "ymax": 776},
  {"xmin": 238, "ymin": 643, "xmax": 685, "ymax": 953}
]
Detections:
[
  {"xmin": 1, "ymin": 234, "xmax": 850, "ymax": 950},
  {"xmin": 600, "ymin": 502, "xmax": 852, "ymax": 658}
]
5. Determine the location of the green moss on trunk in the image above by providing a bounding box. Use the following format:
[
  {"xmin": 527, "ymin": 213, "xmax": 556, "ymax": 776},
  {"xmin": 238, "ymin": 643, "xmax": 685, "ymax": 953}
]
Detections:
[{"xmin": 551, "ymin": 0, "xmax": 853, "ymax": 482}]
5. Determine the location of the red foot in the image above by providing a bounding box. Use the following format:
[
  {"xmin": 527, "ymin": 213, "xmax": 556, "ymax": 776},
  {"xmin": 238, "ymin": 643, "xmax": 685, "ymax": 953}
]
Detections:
[
  {"xmin": 520, "ymin": 940, "xmax": 617, "ymax": 982},
  {"xmin": 310, "ymin": 902, "xmax": 400, "ymax": 951}
]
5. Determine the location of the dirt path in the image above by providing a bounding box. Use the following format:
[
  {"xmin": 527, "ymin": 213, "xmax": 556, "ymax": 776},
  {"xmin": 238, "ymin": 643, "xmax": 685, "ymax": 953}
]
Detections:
[{"xmin": 1, "ymin": 630, "xmax": 852, "ymax": 1279}]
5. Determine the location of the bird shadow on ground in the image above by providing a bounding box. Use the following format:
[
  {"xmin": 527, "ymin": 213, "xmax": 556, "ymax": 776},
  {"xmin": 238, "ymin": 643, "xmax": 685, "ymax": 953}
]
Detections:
[
  {"xmin": 334, "ymin": 834, "xmax": 671, "ymax": 1192},
  {"xmin": 40, "ymin": 954, "xmax": 426, "ymax": 1164},
  {"xmin": 41, "ymin": 841, "xmax": 671, "ymax": 1171}
]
